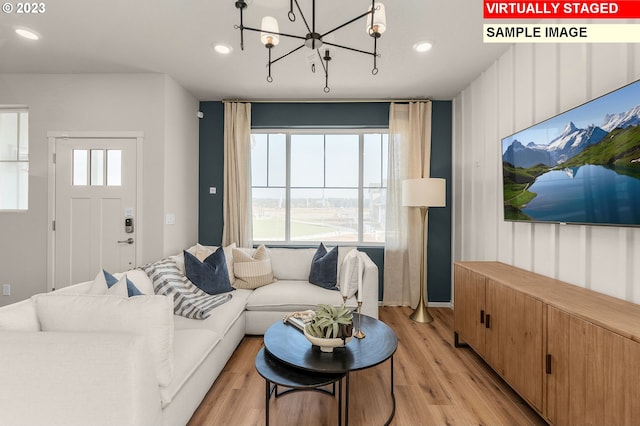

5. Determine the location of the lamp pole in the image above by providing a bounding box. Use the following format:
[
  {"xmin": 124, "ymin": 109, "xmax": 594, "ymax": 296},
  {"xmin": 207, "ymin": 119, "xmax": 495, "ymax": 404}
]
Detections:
[{"xmin": 410, "ymin": 206, "xmax": 433, "ymax": 323}]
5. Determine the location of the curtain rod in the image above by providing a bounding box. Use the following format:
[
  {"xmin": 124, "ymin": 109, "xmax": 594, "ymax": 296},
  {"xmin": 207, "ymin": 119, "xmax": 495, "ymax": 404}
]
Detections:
[{"xmin": 221, "ymin": 98, "xmax": 431, "ymax": 104}]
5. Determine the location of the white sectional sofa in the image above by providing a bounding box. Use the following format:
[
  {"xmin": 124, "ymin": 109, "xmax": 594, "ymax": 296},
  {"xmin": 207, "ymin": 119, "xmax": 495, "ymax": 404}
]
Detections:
[{"xmin": 0, "ymin": 246, "xmax": 378, "ymax": 426}]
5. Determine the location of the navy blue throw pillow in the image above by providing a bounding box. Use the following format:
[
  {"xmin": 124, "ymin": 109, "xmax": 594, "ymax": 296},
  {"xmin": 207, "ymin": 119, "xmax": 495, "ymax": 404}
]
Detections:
[
  {"xmin": 103, "ymin": 269, "xmax": 143, "ymax": 297},
  {"xmin": 184, "ymin": 249, "xmax": 234, "ymax": 295},
  {"xmin": 309, "ymin": 243, "xmax": 338, "ymax": 290}
]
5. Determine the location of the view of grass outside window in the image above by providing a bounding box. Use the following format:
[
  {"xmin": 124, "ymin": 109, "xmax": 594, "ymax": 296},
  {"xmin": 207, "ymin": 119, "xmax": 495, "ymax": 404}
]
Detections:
[
  {"xmin": 0, "ymin": 109, "xmax": 29, "ymax": 210},
  {"xmin": 251, "ymin": 130, "xmax": 388, "ymax": 245}
]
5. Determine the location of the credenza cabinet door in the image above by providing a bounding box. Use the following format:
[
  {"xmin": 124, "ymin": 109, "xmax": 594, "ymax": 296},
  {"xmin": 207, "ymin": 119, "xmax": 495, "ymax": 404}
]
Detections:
[
  {"xmin": 546, "ymin": 306, "xmax": 640, "ymax": 425},
  {"xmin": 485, "ymin": 280, "xmax": 544, "ymax": 412},
  {"xmin": 453, "ymin": 265, "xmax": 486, "ymax": 354},
  {"xmin": 454, "ymin": 266, "xmax": 544, "ymax": 412}
]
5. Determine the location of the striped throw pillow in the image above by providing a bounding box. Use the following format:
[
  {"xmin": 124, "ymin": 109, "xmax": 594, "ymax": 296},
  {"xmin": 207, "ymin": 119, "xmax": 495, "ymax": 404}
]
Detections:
[
  {"xmin": 141, "ymin": 258, "xmax": 232, "ymax": 320},
  {"xmin": 232, "ymin": 245, "xmax": 275, "ymax": 289}
]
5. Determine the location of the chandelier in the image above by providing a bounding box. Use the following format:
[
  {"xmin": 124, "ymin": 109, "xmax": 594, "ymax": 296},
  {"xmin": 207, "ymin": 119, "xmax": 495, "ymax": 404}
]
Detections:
[{"xmin": 233, "ymin": 0, "xmax": 387, "ymax": 93}]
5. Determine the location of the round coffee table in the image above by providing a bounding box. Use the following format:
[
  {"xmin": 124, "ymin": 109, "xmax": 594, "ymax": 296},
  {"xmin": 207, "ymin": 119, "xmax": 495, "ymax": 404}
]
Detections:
[
  {"xmin": 263, "ymin": 314, "xmax": 398, "ymax": 425},
  {"xmin": 255, "ymin": 347, "xmax": 345, "ymax": 425}
]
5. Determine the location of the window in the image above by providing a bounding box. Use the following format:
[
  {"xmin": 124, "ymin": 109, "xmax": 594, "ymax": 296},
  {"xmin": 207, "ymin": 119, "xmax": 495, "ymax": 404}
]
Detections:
[
  {"xmin": 72, "ymin": 149, "xmax": 122, "ymax": 186},
  {"xmin": 251, "ymin": 130, "xmax": 388, "ymax": 245},
  {"xmin": 0, "ymin": 108, "xmax": 29, "ymax": 210}
]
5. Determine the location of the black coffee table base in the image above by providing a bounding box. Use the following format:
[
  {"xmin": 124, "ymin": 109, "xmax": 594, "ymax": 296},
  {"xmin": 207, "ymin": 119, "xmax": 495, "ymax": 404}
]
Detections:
[
  {"xmin": 255, "ymin": 348, "xmax": 345, "ymax": 426},
  {"xmin": 261, "ymin": 314, "xmax": 398, "ymax": 425},
  {"xmin": 344, "ymin": 356, "xmax": 395, "ymax": 426}
]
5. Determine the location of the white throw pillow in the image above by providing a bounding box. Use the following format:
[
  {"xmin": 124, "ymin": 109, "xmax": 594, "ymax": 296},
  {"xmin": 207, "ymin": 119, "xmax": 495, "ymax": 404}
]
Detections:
[
  {"xmin": 32, "ymin": 293, "xmax": 174, "ymax": 387},
  {"xmin": 85, "ymin": 270, "xmax": 129, "ymax": 297},
  {"xmin": 124, "ymin": 268, "xmax": 155, "ymax": 295},
  {"xmin": 339, "ymin": 249, "xmax": 361, "ymax": 299}
]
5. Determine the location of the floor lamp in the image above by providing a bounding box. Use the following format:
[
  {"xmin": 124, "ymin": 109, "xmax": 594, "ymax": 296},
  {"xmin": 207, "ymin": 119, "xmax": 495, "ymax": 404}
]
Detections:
[{"xmin": 402, "ymin": 178, "xmax": 446, "ymax": 323}]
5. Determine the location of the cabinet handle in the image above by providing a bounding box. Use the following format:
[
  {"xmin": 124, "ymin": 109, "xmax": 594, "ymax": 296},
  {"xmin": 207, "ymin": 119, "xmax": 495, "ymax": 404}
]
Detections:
[
  {"xmin": 480, "ymin": 310, "xmax": 485, "ymax": 324},
  {"xmin": 485, "ymin": 314, "xmax": 491, "ymax": 329},
  {"xmin": 546, "ymin": 354, "xmax": 552, "ymax": 374}
]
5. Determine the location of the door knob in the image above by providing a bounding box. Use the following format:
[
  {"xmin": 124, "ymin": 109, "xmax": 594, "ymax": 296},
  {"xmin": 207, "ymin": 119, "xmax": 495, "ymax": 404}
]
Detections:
[{"xmin": 117, "ymin": 237, "xmax": 134, "ymax": 245}]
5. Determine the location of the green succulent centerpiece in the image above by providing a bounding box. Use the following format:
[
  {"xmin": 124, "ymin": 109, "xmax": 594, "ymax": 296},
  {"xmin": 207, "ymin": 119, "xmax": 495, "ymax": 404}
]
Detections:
[{"xmin": 304, "ymin": 304, "xmax": 354, "ymax": 352}]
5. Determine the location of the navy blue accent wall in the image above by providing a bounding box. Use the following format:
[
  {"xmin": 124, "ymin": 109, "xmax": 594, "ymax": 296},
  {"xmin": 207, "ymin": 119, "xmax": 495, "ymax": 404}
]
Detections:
[
  {"xmin": 198, "ymin": 101, "xmax": 452, "ymax": 303},
  {"xmin": 198, "ymin": 102, "xmax": 225, "ymax": 245},
  {"xmin": 428, "ymin": 101, "xmax": 453, "ymax": 302},
  {"xmin": 252, "ymin": 102, "xmax": 389, "ymax": 128}
]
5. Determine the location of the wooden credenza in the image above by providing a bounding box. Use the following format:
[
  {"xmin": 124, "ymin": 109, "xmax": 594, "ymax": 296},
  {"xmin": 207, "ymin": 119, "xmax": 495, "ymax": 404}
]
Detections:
[{"xmin": 454, "ymin": 261, "xmax": 640, "ymax": 425}]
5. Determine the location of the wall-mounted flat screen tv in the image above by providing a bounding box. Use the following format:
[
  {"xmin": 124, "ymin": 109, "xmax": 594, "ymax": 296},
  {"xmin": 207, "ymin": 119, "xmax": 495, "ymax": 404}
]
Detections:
[{"xmin": 502, "ymin": 79, "xmax": 640, "ymax": 227}]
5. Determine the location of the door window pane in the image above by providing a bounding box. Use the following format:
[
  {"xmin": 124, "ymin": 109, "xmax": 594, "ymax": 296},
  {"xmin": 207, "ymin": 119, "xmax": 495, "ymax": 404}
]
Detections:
[
  {"xmin": 90, "ymin": 150, "xmax": 104, "ymax": 186},
  {"xmin": 107, "ymin": 150, "xmax": 122, "ymax": 186},
  {"xmin": 73, "ymin": 149, "xmax": 88, "ymax": 186}
]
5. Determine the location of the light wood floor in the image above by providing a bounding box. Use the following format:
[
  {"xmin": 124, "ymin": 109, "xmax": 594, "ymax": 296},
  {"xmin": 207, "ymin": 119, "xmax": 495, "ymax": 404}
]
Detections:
[{"xmin": 187, "ymin": 307, "xmax": 547, "ymax": 425}]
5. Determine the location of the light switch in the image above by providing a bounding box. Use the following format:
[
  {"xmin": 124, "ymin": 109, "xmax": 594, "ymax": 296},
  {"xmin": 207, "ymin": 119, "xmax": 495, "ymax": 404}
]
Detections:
[
  {"xmin": 209, "ymin": 187, "xmax": 217, "ymax": 194},
  {"xmin": 166, "ymin": 213, "xmax": 176, "ymax": 225},
  {"xmin": 2, "ymin": 284, "xmax": 10, "ymax": 296}
]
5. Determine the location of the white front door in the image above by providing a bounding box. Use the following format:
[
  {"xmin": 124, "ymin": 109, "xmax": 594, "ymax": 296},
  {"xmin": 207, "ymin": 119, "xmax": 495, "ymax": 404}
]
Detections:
[{"xmin": 53, "ymin": 136, "xmax": 138, "ymax": 289}]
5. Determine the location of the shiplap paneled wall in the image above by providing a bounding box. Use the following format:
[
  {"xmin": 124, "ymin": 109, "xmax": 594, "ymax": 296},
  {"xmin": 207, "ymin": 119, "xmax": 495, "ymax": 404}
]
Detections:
[{"xmin": 453, "ymin": 42, "xmax": 640, "ymax": 304}]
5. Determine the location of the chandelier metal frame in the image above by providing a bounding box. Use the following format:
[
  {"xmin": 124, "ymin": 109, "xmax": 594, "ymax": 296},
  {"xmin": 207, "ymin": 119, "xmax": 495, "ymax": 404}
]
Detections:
[{"xmin": 233, "ymin": 0, "xmax": 385, "ymax": 93}]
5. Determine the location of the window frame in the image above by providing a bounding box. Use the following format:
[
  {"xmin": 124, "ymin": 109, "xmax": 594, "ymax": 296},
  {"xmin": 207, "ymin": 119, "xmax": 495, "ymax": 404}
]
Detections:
[
  {"xmin": 0, "ymin": 107, "xmax": 29, "ymax": 211},
  {"xmin": 251, "ymin": 128, "xmax": 388, "ymax": 247}
]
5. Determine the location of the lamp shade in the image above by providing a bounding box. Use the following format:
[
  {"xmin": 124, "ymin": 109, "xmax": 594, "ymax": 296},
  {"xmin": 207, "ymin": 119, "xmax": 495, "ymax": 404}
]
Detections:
[
  {"xmin": 366, "ymin": 3, "xmax": 386, "ymax": 35},
  {"xmin": 402, "ymin": 178, "xmax": 446, "ymax": 207},
  {"xmin": 260, "ymin": 16, "xmax": 280, "ymax": 46}
]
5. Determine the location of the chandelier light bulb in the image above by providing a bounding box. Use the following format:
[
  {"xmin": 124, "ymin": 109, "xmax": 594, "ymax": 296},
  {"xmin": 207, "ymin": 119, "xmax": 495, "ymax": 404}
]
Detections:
[
  {"xmin": 366, "ymin": 3, "xmax": 386, "ymax": 36},
  {"xmin": 260, "ymin": 16, "xmax": 280, "ymax": 46}
]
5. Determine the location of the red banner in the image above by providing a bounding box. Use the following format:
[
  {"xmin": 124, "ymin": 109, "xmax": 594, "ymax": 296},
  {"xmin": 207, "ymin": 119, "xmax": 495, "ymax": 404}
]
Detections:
[{"xmin": 484, "ymin": 1, "xmax": 640, "ymax": 19}]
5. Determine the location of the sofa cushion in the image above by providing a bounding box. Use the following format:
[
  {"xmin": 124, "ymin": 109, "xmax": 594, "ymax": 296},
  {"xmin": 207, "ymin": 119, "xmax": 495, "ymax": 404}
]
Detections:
[
  {"xmin": 160, "ymin": 329, "xmax": 221, "ymax": 408},
  {"xmin": 232, "ymin": 245, "xmax": 274, "ymax": 289},
  {"xmin": 32, "ymin": 293, "xmax": 175, "ymax": 387},
  {"xmin": 309, "ymin": 243, "xmax": 339, "ymax": 290},
  {"xmin": 173, "ymin": 288, "xmax": 252, "ymax": 336},
  {"xmin": 246, "ymin": 280, "xmax": 356, "ymax": 312},
  {"xmin": 269, "ymin": 248, "xmax": 315, "ymax": 280},
  {"xmin": 0, "ymin": 300, "xmax": 40, "ymax": 331},
  {"xmin": 269, "ymin": 246, "xmax": 356, "ymax": 284},
  {"xmin": 183, "ymin": 250, "xmax": 233, "ymax": 295},
  {"xmin": 143, "ymin": 258, "xmax": 232, "ymax": 320}
]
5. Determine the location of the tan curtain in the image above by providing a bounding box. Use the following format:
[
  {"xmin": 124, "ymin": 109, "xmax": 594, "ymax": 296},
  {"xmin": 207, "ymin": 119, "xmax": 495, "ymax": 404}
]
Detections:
[
  {"xmin": 222, "ymin": 102, "xmax": 252, "ymax": 248},
  {"xmin": 383, "ymin": 101, "xmax": 432, "ymax": 307}
]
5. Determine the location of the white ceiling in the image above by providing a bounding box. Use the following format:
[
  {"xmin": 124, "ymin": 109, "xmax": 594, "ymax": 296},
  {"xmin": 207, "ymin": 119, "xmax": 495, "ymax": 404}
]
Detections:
[{"xmin": 0, "ymin": 0, "xmax": 510, "ymax": 101}]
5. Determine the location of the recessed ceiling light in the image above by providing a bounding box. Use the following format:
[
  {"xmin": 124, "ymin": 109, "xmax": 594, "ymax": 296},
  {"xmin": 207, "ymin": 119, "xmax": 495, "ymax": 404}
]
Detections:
[
  {"xmin": 15, "ymin": 28, "xmax": 40, "ymax": 41},
  {"xmin": 213, "ymin": 43, "xmax": 233, "ymax": 55},
  {"xmin": 413, "ymin": 41, "xmax": 433, "ymax": 53}
]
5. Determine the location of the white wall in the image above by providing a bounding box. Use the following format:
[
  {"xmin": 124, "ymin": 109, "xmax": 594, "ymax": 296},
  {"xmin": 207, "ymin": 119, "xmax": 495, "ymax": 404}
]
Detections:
[
  {"xmin": 0, "ymin": 73, "xmax": 199, "ymax": 306},
  {"xmin": 163, "ymin": 76, "xmax": 199, "ymax": 256},
  {"xmin": 453, "ymin": 43, "xmax": 640, "ymax": 303}
]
